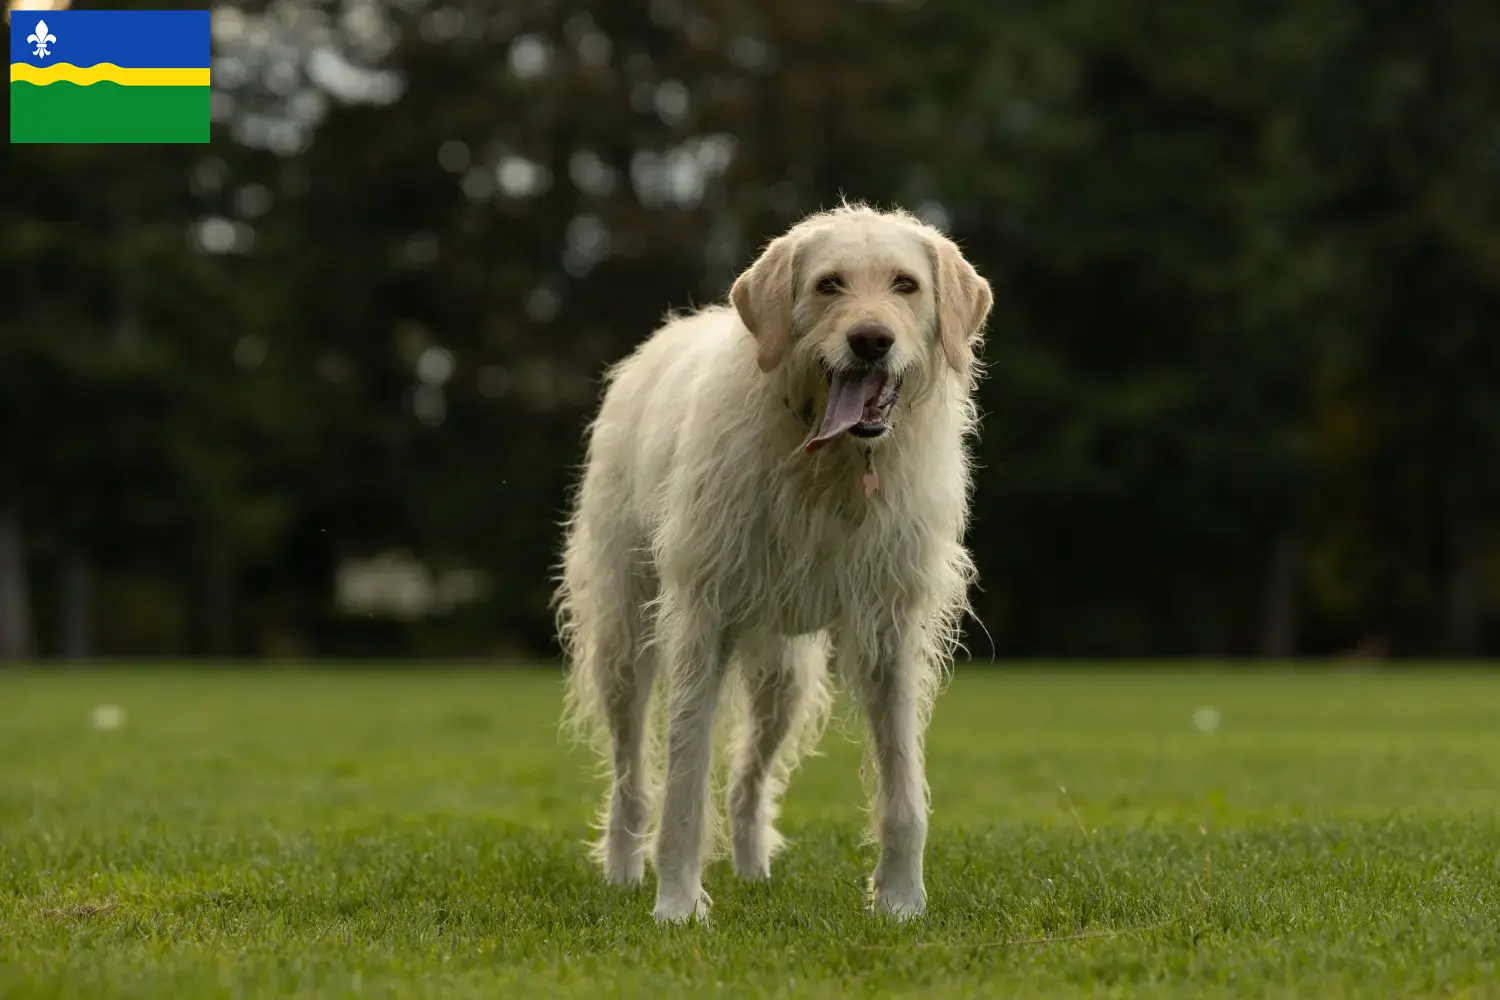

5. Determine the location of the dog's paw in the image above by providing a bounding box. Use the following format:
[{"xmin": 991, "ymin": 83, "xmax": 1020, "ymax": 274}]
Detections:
[
  {"xmin": 731, "ymin": 822, "xmax": 784, "ymax": 881},
  {"xmin": 604, "ymin": 865, "xmax": 645, "ymax": 887},
  {"xmin": 871, "ymin": 867, "xmax": 926, "ymax": 921},
  {"xmin": 602, "ymin": 853, "xmax": 646, "ymax": 886},
  {"xmin": 733, "ymin": 858, "xmax": 772, "ymax": 881},
  {"xmin": 874, "ymin": 891, "xmax": 926, "ymax": 921},
  {"xmin": 653, "ymin": 887, "xmax": 712, "ymax": 925},
  {"xmin": 731, "ymin": 837, "xmax": 775, "ymax": 881}
]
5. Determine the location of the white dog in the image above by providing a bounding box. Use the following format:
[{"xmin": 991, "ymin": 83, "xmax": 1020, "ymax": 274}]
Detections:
[{"xmin": 556, "ymin": 203, "xmax": 992, "ymax": 923}]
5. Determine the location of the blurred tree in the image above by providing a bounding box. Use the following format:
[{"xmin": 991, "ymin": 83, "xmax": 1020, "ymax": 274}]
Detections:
[
  {"xmin": 3, "ymin": 0, "xmax": 1498, "ymax": 659},
  {"xmin": 1297, "ymin": 0, "xmax": 1500, "ymax": 655}
]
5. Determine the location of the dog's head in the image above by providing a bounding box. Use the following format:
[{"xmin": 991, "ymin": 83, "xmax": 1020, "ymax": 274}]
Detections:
[{"xmin": 731, "ymin": 203, "xmax": 992, "ymax": 453}]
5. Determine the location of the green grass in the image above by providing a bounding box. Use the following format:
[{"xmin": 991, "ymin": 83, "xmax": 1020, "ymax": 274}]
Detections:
[{"xmin": 2, "ymin": 666, "xmax": 1498, "ymax": 998}]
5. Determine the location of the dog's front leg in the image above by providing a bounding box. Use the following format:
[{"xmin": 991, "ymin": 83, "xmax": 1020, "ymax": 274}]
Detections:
[
  {"xmin": 652, "ymin": 606, "xmax": 729, "ymax": 923},
  {"xmin": 852, "ymin": 626, "xmax": 930, "ymax": 920}
]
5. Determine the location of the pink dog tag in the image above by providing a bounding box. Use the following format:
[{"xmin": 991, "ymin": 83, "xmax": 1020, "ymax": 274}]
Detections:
[{"xmin": 862, "ymin": 450, "xmax": 879, "ymax": 499}]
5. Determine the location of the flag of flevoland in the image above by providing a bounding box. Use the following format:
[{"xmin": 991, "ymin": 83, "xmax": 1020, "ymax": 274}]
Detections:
[{"xmin": 10, "ymin": 9, "xmax": 210, "ymax": 144}]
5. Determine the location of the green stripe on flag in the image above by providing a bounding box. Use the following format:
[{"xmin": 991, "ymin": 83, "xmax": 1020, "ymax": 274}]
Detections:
[{"xmin": 10, "ymin": 82, "xmax": 209, "ymax": 144}]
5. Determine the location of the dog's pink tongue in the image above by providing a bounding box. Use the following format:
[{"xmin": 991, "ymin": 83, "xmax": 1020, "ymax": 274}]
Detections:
[{"xmin": 805, "ymin": 371, "xmax": 883, "ymax": 455}]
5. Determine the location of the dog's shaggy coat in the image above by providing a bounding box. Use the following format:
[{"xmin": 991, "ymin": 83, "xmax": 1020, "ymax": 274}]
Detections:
[{"xmin": 556, "ymin": 203, "xmax": 993, "ymax": 922}]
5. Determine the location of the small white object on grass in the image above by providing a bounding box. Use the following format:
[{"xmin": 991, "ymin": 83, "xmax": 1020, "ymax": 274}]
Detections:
[
  {"xmin": 1192, "ymin": 706, "xmax": 1222, "ymax": 733},
  {"xmin": 90, "ymin": 704, "xmax": 127, "ymax": 731}
]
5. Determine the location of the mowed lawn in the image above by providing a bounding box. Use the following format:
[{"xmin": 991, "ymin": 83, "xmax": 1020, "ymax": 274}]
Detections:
[{"xmin": 2, "ymin": 667, "xmax": 1498, "ymax": 999}]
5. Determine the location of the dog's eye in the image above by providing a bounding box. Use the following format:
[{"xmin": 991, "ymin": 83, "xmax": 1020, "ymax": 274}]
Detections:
[
  {"xmin": 815, "ymin": 274, "xmax": 845, "ymax": 295},
  {"xmin": 892, "ymin": 273, "xmax": 920, "ymax": 294}
]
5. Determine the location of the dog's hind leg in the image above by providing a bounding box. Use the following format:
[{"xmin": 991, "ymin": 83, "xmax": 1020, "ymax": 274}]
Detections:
[
  {"xmin": 559, "ymin": 527, "xmax": 656, "ymax": 885},
  {"xmin": 727, "ymin": 632, "xmax": 830, "ymax": 880},
  {"xmin": 599, "ymin": 625, "xmax": 656, "ymax": 885}
]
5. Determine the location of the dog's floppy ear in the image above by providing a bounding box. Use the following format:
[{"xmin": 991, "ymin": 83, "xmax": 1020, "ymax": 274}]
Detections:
[
  {"xmin": 731, "ymin": 233, "xmax": 797, "ymax": 373},
  {"xmin": 926, "ymin": 233, "xmax": 993, "ymax": 376}
]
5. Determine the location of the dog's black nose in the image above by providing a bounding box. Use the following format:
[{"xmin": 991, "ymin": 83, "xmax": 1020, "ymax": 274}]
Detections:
[{"xmin": 846, "ymin": 322, "xmax": 895, "ymax": 363}]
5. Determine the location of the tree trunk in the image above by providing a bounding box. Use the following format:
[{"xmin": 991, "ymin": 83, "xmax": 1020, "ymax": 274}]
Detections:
[
  {"xmin": 0, "ymin": 507, "xmax": 34, "ymax": 663},
  {"xmin": 57, "ymin": 545, "xmax": 93, "ymax": 660},
  {"xmin": 1258, "ymin": 528, "xmax": 1300, "ymax": 659}
]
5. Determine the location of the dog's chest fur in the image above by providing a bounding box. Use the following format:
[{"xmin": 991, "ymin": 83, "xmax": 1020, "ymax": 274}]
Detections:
[{"xmin": 748, "ymin": 450, "xmax": 919, "ymax": 636}]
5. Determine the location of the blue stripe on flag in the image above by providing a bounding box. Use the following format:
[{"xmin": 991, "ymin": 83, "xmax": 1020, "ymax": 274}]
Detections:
[{"xmin": 10, "ymin": 10, "xmax": 210, "ymax": 70}]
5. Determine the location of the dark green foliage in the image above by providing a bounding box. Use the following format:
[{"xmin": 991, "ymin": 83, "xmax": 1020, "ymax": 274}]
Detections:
[{"xmin": 3, "ymin": 0, "xmax": 1499, "ymax": 656}]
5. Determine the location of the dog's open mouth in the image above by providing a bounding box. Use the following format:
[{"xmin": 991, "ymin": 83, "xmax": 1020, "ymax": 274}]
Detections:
[{"xmin": 804, "ymin": 368, "xmax": 903, "ymax": 455}]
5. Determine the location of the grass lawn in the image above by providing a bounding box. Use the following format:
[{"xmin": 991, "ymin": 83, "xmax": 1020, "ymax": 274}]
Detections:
[{"xmin": 1, "ymin": 665, "xmax": 1498, "ymax": 998}]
